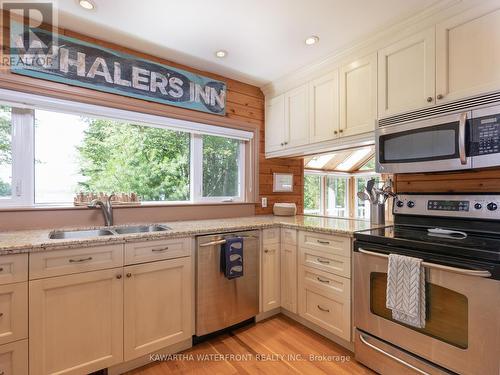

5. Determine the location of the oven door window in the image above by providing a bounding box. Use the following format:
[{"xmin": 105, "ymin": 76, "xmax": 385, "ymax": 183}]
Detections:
[
  {"xmin": 379, "ymin": 122, "xmax": 461, "ymax": 163},
  {"xmin": 370, "ymin": 272, "xmax": 468, "ymax": 349}
]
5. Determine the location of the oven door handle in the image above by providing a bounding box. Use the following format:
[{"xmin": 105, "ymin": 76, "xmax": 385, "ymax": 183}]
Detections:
[
  {"xmin": 458, "ymin": 112, "xmax": 467, "ymax": 165},
  {"xmin": 358, "ymin": 248, "xmax": 492, "ymax": 277},
  {"xmin": 358, "ymin": 333, "xmax": 430, "ymax": 375}
]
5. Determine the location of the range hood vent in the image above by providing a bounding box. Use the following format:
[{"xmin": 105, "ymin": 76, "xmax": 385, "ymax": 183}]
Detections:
[{"xmin": 378, "ymin": 91, "xmax": 500, "ymax": 127}]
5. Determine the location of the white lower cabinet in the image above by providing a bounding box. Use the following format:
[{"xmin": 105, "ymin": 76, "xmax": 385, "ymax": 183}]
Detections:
[
  {"xmin": 261, "ymin": 242, "xmax": 281, "ymax": 312},
  {"xmin": 297, "ymin": 231, "xmax": 352, "ymax": 342},
  {"xmin": 280, "ymin": 228, "xmax": 297, "ymax": 314},
  {"xmin": 123, "ymin": 257, "xmax": 192, "ymax": 361},
  {"xmin": 29, "ymin": 268, "xmax": 124, "ymax": 375},
  {"xmin": 0, "ymin": 339, "xmax": 28, "ymax": 375}
]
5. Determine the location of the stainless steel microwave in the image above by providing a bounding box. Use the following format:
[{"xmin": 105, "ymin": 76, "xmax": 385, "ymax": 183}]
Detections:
[{"xmin": 376, "ymin": 95, "xmax": 500, "ymax": 174}]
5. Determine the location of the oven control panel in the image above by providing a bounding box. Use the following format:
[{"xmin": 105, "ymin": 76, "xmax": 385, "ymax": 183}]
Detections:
[{"xmin": 394, "ymin": 194, "xmax": 500, "ymax": 219}]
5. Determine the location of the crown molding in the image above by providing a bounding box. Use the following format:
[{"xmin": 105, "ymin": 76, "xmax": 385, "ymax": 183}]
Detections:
[{"xmin": 261, "ymin": 0, "xmax": 477, "ymax": 97}]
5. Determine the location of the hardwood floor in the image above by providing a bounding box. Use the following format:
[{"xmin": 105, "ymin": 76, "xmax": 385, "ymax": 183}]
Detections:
[{"xmin": 125, "ymin": 314, "xmax": 374, "ymax": 374}]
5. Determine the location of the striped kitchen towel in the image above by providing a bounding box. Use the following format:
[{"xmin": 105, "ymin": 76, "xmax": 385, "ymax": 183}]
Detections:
[{"xmin": 386, "ymin": 253, "xmax": 426, "ymax": 328}]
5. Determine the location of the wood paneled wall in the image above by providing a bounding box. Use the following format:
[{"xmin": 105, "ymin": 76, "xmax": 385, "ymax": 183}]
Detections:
[
  {"xmin": 394, "ymin": 168, "xmax": 500, "ymax": 193},
  {"xmin": 0, "ymin": 20, "xmax": 304, "ymax": 218}
]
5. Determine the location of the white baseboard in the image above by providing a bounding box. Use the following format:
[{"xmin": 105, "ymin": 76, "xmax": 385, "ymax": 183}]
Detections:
[
  {"xmin": 107, "ymin": 338, "xmax": 193, "ymax": 375},
  {"xmin": 256, "ymin": 307, "xmax": 281, "ymax": 322}
]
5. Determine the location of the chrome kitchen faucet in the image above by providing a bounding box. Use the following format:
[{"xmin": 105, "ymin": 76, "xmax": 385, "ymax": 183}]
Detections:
[{"xmin": 88, "ymin": 193, "xmax": 115, "ymax": 226}]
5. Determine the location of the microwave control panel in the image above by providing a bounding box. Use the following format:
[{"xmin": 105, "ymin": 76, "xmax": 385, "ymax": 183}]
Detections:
[{"xmin": 471, "ymin": 113, "xmax": 500, "ymax": 156}]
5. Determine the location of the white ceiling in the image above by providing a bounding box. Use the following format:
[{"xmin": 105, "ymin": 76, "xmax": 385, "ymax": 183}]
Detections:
[{"xmin": 47, "ymin": 0, "xmax": 438, "ymax": 86}]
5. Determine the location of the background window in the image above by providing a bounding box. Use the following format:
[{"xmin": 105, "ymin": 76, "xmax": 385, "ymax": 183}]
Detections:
[
  {"xmin": 355, "ymin": 175, "xmax": 381, "ymax": 219},
  {"xmin": 304, "ymin": 174, "xmax": 322, "ymax": 215},
  {"xmin": 0, "ymin": 106, "xmax": 12, "ymax": 199},
  {"xmin": 326, "ymin": 176, "xmax": 348, "ymax": 218},
  {"xmin": 35, "ymin": 110, "xmax": 191, "ymax": 204},
  {"xmin": 202, "ymin": 135, "xmax": 241, "ymax": 198}
]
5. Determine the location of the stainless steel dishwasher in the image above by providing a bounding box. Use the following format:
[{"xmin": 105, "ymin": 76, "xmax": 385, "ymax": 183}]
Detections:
[{"xmin": 195, "ymin": 230, "xmax": 260, "ymax": 337}]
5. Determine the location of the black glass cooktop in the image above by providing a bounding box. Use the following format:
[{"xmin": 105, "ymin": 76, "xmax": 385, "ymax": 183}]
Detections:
[{"xmin": 354, "ymin": 225, "xmax": 500, "ymax": 263}]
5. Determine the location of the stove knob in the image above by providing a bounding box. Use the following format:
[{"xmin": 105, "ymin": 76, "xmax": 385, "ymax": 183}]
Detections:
[
  {"xmin": 474, "ymin": 203, "xmax": 482, "ymax": 210},
  {"xmin": 407, "ymin": 201, "xmax": 415, "ymax": 208},
  {"xmin": 487, "ymin": 202, "xmax": 498, "ymax": 211},
  {"xmin": 396, "ymin": 200, "xmax": 404, "ymax": 208}
]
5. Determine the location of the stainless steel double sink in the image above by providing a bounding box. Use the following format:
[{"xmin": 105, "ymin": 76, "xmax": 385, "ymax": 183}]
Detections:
[{"xmin": 49, "ymin": 224, "xmax": 171, "ymax": 239}]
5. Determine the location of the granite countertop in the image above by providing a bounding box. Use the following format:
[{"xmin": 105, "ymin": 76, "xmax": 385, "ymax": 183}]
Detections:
[{"xmin": 0, "ymin": 215, "xmax": 377, "ymax": 255}]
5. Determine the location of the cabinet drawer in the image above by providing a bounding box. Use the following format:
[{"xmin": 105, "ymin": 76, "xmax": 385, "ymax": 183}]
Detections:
[
  {"xmin": 281, "ymin": 228, "xmax": 297, "ymax": 246},
  {"xmin": 302, "ymin": 266, "xmax": 350, "ymax": 301},
  {"xmin": 0, "ymin": 282, "xmax": 28, "ymax": 346},
  {"xmin": 262, "ymin": 228, "xmax": 280, "ymax": 245},
  {"xmin": 0, "ymin": 339, "xmax": 28, "ymax": 375},
  {"xmin": 124, "ymin": 237, "xmax": 191, "ymax": 265},
  {"xmin": 299, "ymin": 231, "xmax": 351, "ymax": 257},
  {"xmin": 300, "ymin": 247, "xmax": 350, "ymax": 278},
  {"xmin": 0, "ymin": 255, "xmax": 28, "ymax": 285},
  {"xmin": 30, "ymin": 244, "xmax": 124, "ymax": 279},
  {"xmin": 299, "ymin": 283, "xmax": 351, "ymax": 341}
]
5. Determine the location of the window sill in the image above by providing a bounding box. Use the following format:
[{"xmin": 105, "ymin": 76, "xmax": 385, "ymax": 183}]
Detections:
[{"xmin": 0, "ymin": 201, "xmax": 255, "ymax": 212}]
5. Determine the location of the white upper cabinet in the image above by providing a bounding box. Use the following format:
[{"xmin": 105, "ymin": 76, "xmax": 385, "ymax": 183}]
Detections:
[
  {"xmin": 340, "ymin": 53, "xmax": 377, "ymax": 137},
  {"xmin": 285, "ymin": 84, "xmax": 310, "ymax": 148},
  {"xmin": 309, "ymin": 71, "xmax": 340, "ymax": 143},
  {"xmin": 436, "ymin": 3, "xmax": 500, "ymax": 103},
  {"xmin": 378, "ymin": 28, "xmax": 436, "ymax": 117},
  {"xmin": 265, "ymin": 94, "xmax": 286, "ymax": 153}
]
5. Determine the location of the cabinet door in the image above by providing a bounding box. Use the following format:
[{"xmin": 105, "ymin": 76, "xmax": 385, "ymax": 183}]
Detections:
[
  {"xmin": 378, "ymin": 28, "xmax": 435, "ymax": 117},
  {"xmin": 285, "ymin": 84, "xmax": 309, "ymax": 148},
  {"xmin": 265, "ymin": 94, "xmax": 286, "ymax": 153},
  {"xmin": 261, "ymin": 242, "xmax": 280, "ymax": 312},
  {"xmin": 29, "ymin": 268, "xmax": 123, "ymax": 375},
  {"xmin": 0, "ymin": 282, "xmax": 28, "ymax": 346},
  {"xmin": 340, "ymin": 53, "xmax": 377, "ymax": 137},
  {"xmin": 436, "ymin": 3, "xmax": 500, "ymax": 102},
  {"xmin": 0, "ymin": 339, "xmax": 28, "ymax": 375},
  {"xmin": 309, "ymin": 71, "xmax": 340, "ymax": 142},
  {"xmin": 124, "ymin": 257, "xmax": 192, "ymax": 361},
  {"xmin": 280, "ymin": 243, "xmax": 297, "ymax": 313}
]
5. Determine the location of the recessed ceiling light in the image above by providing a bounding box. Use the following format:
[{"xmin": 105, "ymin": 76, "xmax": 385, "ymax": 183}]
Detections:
[
  {"xmin": 305, "ymin": 36, "xmax": 319, "ymax": 46},
  {"xmin": 215, "ymin": 50, "xmax": 227, "ymax": 58},
  {"xmin": 79, "ymin": 0, "xmax": 95, "ymax": 10}
]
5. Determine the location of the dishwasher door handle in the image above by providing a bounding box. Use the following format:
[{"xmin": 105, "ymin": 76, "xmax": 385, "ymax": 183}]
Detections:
[{"xmin": 199, "ymin": 239, "xmax": 227, "ymax": 247}]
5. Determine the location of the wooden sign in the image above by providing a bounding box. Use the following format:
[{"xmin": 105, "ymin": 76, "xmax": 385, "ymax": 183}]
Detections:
[{"xmin": 9, "ymin": 25, "xmax": 227, "ymax": 115}]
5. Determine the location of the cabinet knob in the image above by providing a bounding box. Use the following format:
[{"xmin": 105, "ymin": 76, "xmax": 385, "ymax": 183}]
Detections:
[
  {"xmin": 280, "ymin": 142, "xmax": 284, "ymax": 146},
  {"xmin": 264, "ymin": 249, "xmax": 269, "ymax": 253},
  {"xmin": 427, "ymin": 96, "xmax": 433, "ymax": 102},
  {"xmin": 339, "ymin": 129, "xmax": 343, "ymax": 133},
  {"xmin": 334, "ymin": 130, "xmax": 338, "ymax": 135},
  {"xmin": 437, "ymin": 94, "xmax": 444, "ymax": 100},
  {"xmin": 126, "ymin": 272, "xmax": 132, "ymax": 278},
  {"xmin": 116, "ymin": 274, "xmax": 122, "ymax": 279},
  {"xmin": 284, "ymin": 142, "xmax": 288, "ymax": 145}
]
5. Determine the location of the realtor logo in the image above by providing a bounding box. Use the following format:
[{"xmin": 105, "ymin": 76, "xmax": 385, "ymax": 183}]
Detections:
[{"xmin": 1, "ymin": 1, "xmax": 58, "ymax": 69}]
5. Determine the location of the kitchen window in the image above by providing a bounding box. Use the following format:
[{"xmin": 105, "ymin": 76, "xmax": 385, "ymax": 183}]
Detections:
[
  {"xmin": 0, "ymin": 90, "xmax": 251, "ymax": 207},
  {"xmin": 304, "ymin": 148, "xmax": 383, "ymax": 220}
]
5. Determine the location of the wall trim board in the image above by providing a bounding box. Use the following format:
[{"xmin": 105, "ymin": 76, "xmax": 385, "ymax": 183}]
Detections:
[{"xmin": 394, "ymin": 168, "xmax": 500, "ymax": 193}]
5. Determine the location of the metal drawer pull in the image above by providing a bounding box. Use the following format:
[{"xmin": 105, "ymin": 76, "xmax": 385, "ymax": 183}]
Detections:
[
  {"xmin": 317, "ymin": 240, "xmax": 330, "ymax": 245},
  {"xmin": 199, "ymin": 239, "xmax": 227, "ymax": 247},
  {"xmin": 0, "ymin": 267, "xmax": 3, "ymax": 272},
  {"xmin": 317, "ymin": 305, "xmax": 330, "ymax": 312},
  {"xmin": 152, "ymin": 247, "xmax": 169, "ymax": 252},
  {"xmin": 316, "ymin": 258, "xmax": 330, "ymax": 264},
  {"xmin": 358, "ymin": 248, "xmax": 491, "ymax": 278},
  {"xmin": 317, "ymin": 277, "xmax": 330, "ymax": 283},
  {"xmin": 69, "ymin": 256, "xmax": 93, "ymax": 263},
  {"xmin": 359, "ymin": 334, "xmax": 430, "ymax": 375}
]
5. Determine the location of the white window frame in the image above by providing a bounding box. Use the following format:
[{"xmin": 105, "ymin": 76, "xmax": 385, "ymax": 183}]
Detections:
[
  {"xmin": 0, "ymin": 89, "xmax": 252, "ymax": 207},
  {"xmin": 325, "ymin": 174, "xmax": 349, "ymax": 218},
  {"xmin": 0, "ymin": 107, "xmax": 34, "ymax": 207}
]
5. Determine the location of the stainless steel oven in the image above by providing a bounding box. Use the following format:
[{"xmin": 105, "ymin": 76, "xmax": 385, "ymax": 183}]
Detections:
[
  {"xmin": 354, "ymin": 250, "xmax": 499, "ymax": 375},
  {"xmin": 376, "ymin": 93, "xmax": 500, "ymax": 174},
  {"xmin": 353, "ymin": 193, "xmax": 500, "ymax": 375}
]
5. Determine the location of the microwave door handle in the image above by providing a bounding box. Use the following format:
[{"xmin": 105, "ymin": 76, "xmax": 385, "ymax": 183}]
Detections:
[
  {"xmin": 357, "ymin": 248, "xmax": 491, "ymax": 277},
  {"xmin": 458, "ymin": 112, "xmax": 467, "ymax": 165}
]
